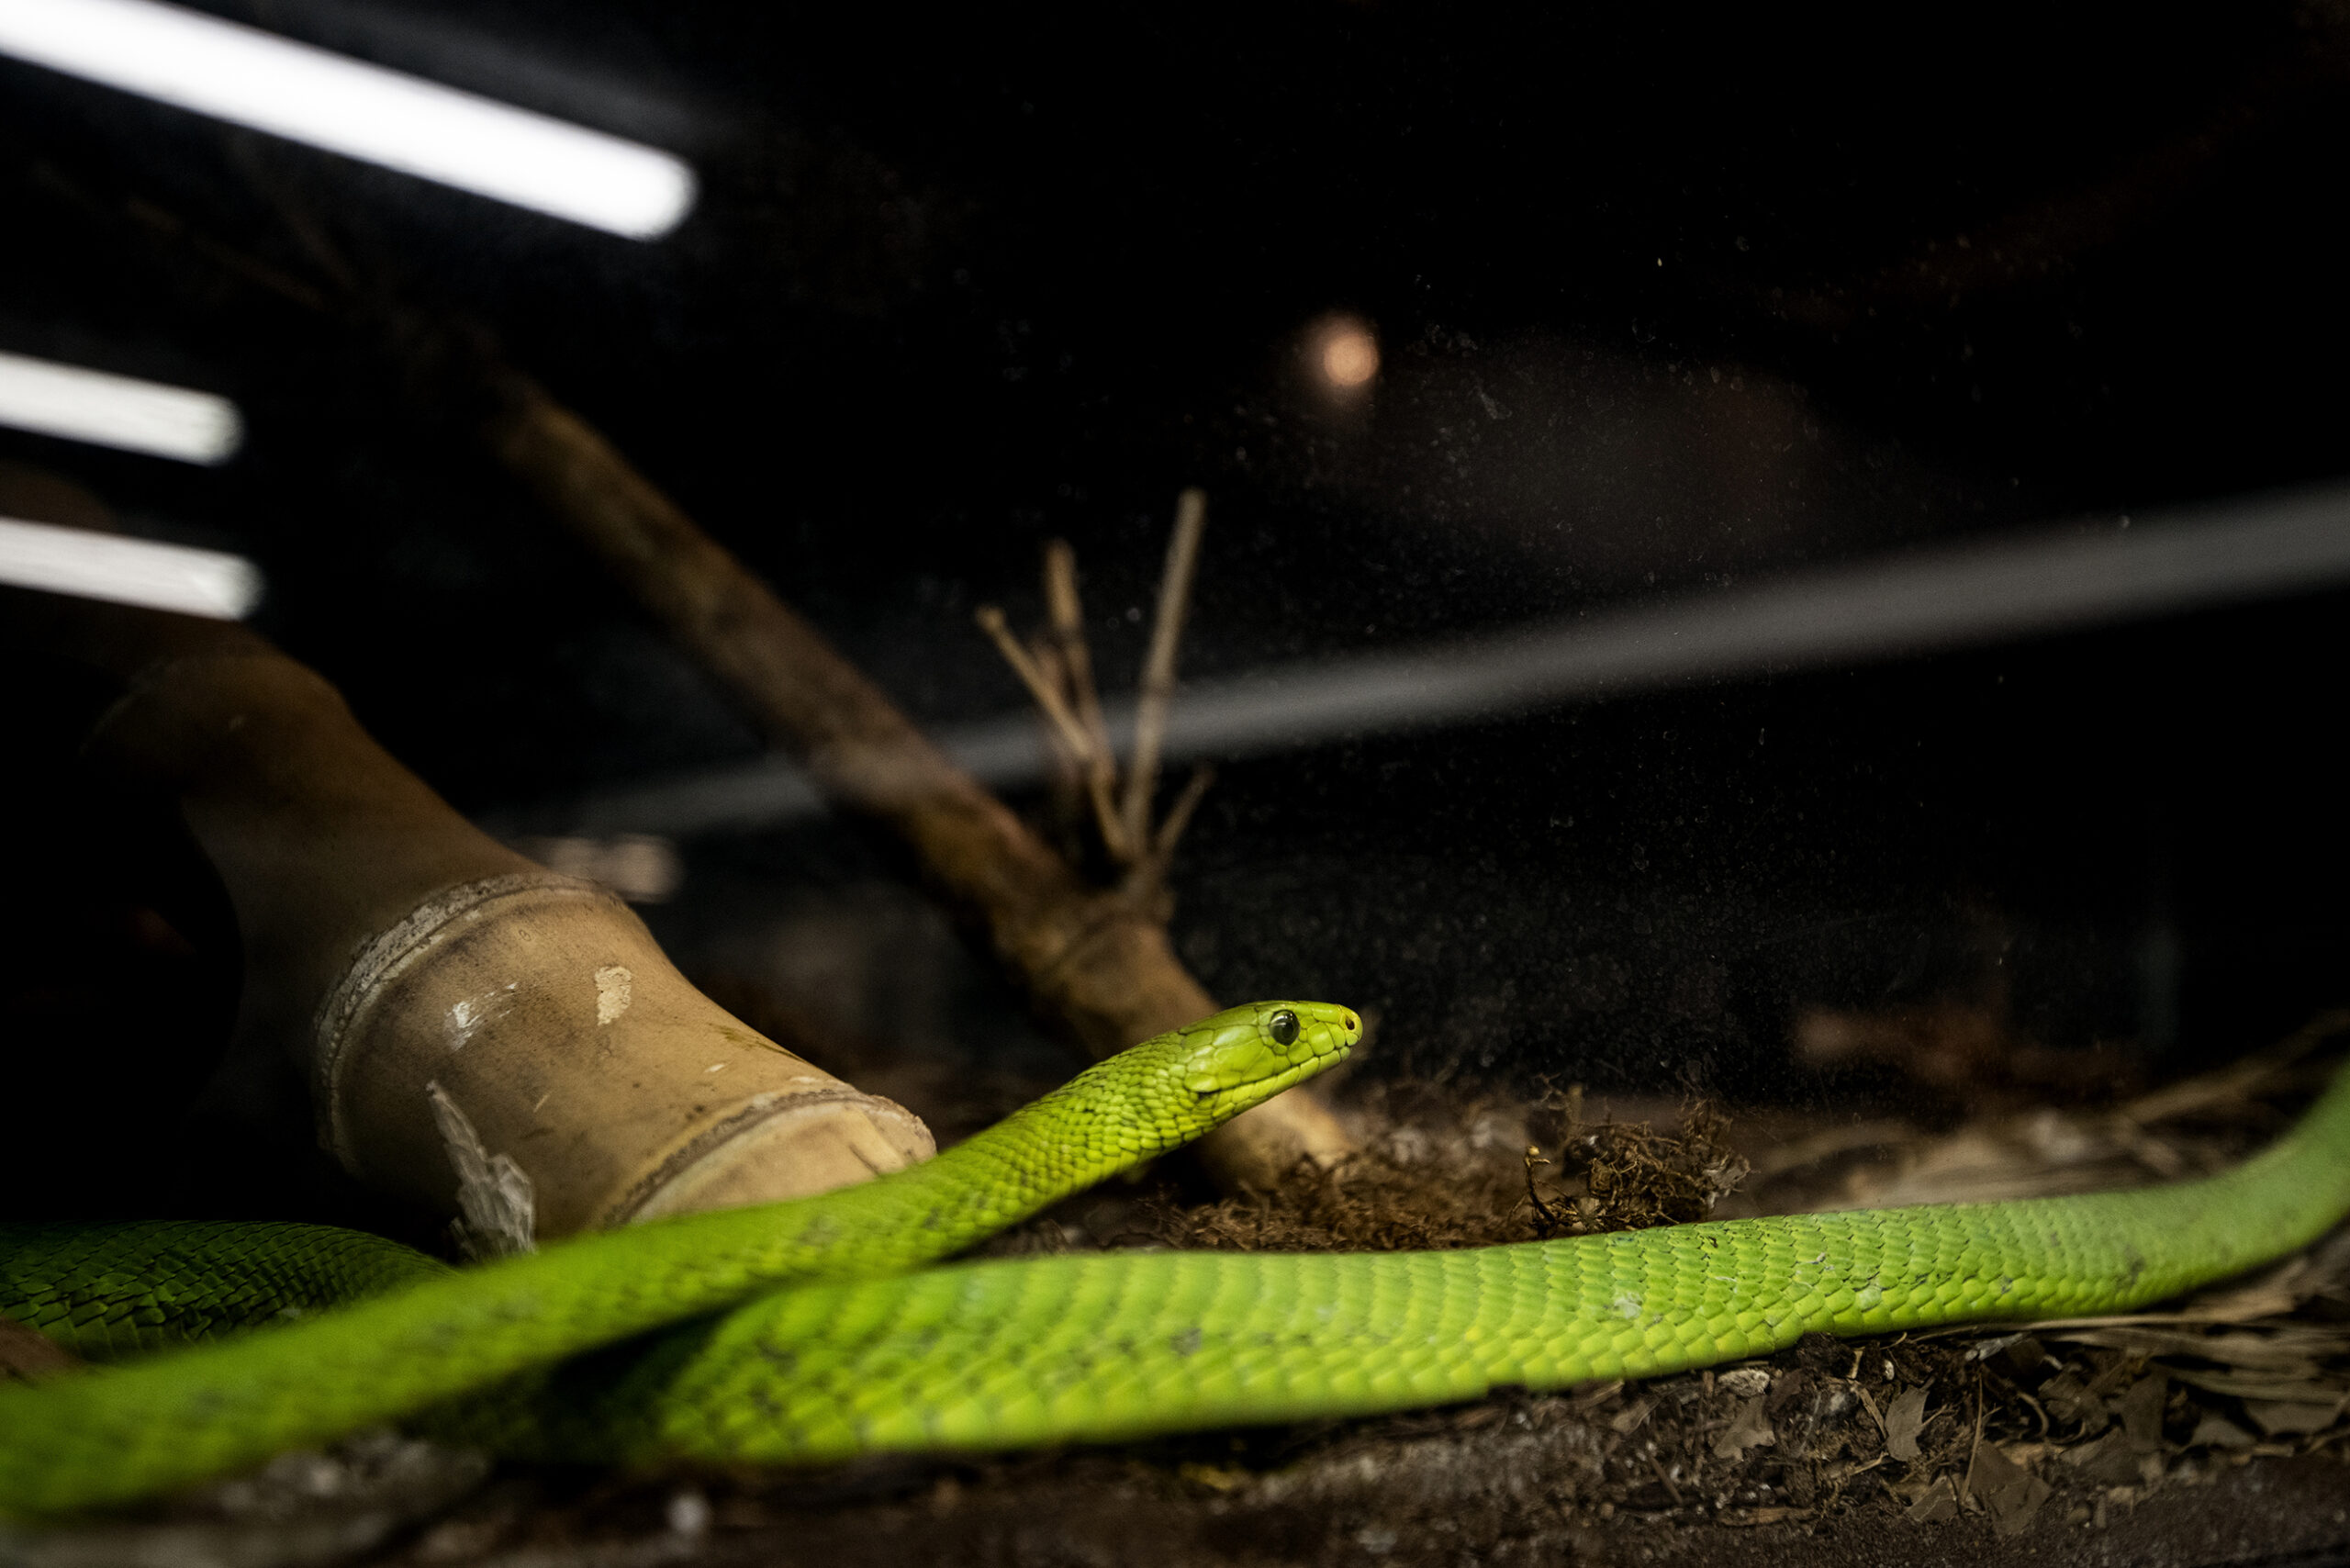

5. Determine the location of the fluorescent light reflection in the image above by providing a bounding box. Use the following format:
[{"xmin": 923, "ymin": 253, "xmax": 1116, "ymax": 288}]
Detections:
[
  {"xmin": 0, "ymin": 350, "xmax": 242, "ymax": 464},
  {"xmin": 0, "ymin": 0, "xmax": 695, "ymax": 239},
  {"xmin": 0, "ymin": 515, "xmax": 263, "ymax": 619},
  {"xmin": 503, "ymin": 479, "xmax": 2350, "ymax": 841}
]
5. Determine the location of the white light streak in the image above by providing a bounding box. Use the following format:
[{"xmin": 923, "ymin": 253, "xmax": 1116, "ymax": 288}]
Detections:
[
  {"xmin": 0, "ymin": 514, "xmax": 263, "ymax": 619},
  {"xmin": 497, "ymin": 479, "xmax": 2350, "ymax": 841},
  {"xmin": 0, "ymin": 0, "xmax": 696, "ymax": 239},
  {"xmin": 0, "ymin": 349, "xmax": 242, "ymax": 464}
]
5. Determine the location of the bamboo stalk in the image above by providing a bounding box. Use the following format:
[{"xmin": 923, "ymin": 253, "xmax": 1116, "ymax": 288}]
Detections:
[{"xmin": 1, "ymin": 478, "xmax": 934, "ymax": 1235}]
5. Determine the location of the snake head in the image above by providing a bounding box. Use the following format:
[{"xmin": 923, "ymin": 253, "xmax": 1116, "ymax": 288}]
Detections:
[
  {"xmin": 1042, "ymin": 1002, "xmax": 1360, "ymax": 1163},
  {"xmin": 1171, "ymin": 1001, "xmax": 1360, "ymax": 1120}
]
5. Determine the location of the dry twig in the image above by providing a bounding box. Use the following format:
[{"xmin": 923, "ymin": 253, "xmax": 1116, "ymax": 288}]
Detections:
[
  {"xmin": 1123, "ymin": 487, "xmax": 1208, "ymax": 850},
  {"xmin": 1044, "ymin": 539, "xmax": 1120, "ymax": 842},
  {"xmin": 976, "ymin": 492, "xmax": 1220, "ymax": 902}
]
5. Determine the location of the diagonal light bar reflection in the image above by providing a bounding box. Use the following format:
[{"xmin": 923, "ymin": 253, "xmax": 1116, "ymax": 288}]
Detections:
[
  {"xmin": 505, "ymin": 480, "xmax": 2350, "ymax": 840},
  {"xmin": 0, "ymin": 514, "xmax": 263, "ymax": 618},
  {"xmin": 0, "ymin": 348, "xmax": 242, "ymax": 464},
  {"xmin": 0, "ymin": 0, "xmax": 694, "ymax": 239}
]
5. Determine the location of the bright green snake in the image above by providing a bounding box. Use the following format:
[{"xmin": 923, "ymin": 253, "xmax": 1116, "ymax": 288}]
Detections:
[{"xmin": 5, "ymin": 998, "xmax": 2349, "ymax": 1521}]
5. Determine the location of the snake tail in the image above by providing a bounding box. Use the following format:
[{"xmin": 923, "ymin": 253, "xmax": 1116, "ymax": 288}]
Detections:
[{"xmin": 0, "ymin": 1221, "xmax": 451, "ymax": 1361}]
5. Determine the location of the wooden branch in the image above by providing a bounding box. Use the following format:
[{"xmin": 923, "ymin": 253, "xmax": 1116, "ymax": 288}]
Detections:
[
  {"xmin": 976, "ymin": 604, "xmax": 1129, "ymax": 859},
  {"xmin": 479, "ymin": 376, "xmax": 1353, "ymax": 1191},
  {"xmin": 1024, "ymin": 640, "xmax": 1093, "ymax": 857},
  {"xmin": 1122, "ymin": 488, "xmax": 1207, "ymax": 852},
  {"xmin": 990, "ymin": 525, "xmax": 1217, "ymax": 899},
  {"xmin": 1042, "ymin": 540, "xmax": 1124, "ymax": 856},
  {"xmin": 1043, "ymin": 542, "xmax": 1109, "ymax": 752},
  {"xmin": 975, "ymin": 608, "xmax": 1098, "ymax": 767},
  {"xmin": 1120, "ymin": 762, "xmax": 1217, "ymax": 907},
  {"xmin": 1153, "ymin": 762, "xmax": 1217, "ymax": 861}
]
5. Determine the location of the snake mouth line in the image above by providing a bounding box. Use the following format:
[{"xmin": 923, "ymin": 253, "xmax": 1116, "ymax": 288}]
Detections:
[
  {"xmin": 1271, "ymin": 1045, "xmax": 1351, "ymax": 1094},
  {"xmin": 1192, "ymin": 1047, "xmax": 1348, "ymax": 1109}
]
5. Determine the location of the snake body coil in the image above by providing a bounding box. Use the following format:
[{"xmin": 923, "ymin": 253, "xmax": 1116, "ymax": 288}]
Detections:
[
  {"xmin": 0, "ymin": 1002, "xmax": 1356, "ymax": 1515},
  {"xmin": 6, "ymin": 1000, "xmax": 2349, "ymax": 1520}
]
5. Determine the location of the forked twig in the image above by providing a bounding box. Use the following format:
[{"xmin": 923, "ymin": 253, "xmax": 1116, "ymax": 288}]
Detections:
[
  {"xmin": 979, "ymin": 493, "xmax": 1214, "ymax": 888},
  {"xmin": 973, "ymin": 605, "xmax": 1131, "ymax": 858},
  {"xmin": 1044, "ymin": 542, "xmax": 1115, "ymax": 772},
  {"xmin": 1523, "ymin": 1145, "xmax": 1563, "ymax": 1236},
  {"xmin": 974, "ymin": 607, "xmax": 1096, "ymax": 762},
  {"xmin": 1042, "ymin": 542, "xmax": 1127, "ymax": 857},
  {"xmin": 1152, "ymin": 762, "xmax": 1216, "ymax": 860},
  {"xmin": 1122, "ymin": 487, "xmax": 1207, "ymax": 852}
]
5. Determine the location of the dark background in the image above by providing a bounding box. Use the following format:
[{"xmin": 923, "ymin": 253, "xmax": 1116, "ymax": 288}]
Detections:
[{"xmin": 4, "ymin": 1, "xmax": 2347, "ymax": 1159}]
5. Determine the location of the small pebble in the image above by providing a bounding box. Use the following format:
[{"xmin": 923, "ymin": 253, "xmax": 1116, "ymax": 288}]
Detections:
[{"xmin": 667, "ymin": 1488, "xmax": 711, "ymax": 1538}]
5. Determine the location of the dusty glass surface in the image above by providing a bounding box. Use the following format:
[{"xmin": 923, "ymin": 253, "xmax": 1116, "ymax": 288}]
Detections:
[
  {"xmin": 3, "ymin": 2, "xmax": 2344, "ymax": 1159},
  {"xmin": 3, "ymin": 6, "xmax": 2348, "ymax": 1560}
]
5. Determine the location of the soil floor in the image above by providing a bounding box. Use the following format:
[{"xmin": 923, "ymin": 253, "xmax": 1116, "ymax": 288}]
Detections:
[{"xmin": 7, "ymin": 1031, "xmax": 2348, "ymax": 1568}]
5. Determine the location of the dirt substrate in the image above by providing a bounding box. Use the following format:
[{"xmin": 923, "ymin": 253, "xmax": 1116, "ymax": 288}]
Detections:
[
  {"xmin": 372, "ymin": 1391, "xmax": 2350, "ymax": 1568},
  {"xmin": 7, "ymin": 1037, "xmax": 2349, "ymax": 1568}
]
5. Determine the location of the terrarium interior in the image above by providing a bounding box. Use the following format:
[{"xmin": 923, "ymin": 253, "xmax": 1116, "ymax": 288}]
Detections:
[{"xmin": 2, "ymin": 1, "xmax": 2348, "ymax": 1562}]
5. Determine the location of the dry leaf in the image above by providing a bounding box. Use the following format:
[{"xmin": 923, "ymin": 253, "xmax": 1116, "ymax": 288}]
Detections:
[
  {"xmin": 2059, "ymin": 1430, "xmax": 2145, "ymax": 1485},
  {"xmin": 1176, "ymin": 1463, "xmax": 1248, "ymax": 1493},
  {"xmin": 1609, "ymin": 1398, "xmax": 1656, "ymax": 1435},
  {"xmin": 1712, "ymin": 1395, "xmax": 1776, "ymax": 1460},
  {"xmin": 1718, "ymin": 1367, "xmax": 1771, "ymax": 1398},
  {"xmin": 2117, "ymin": 1375, "xmax": 2168, "ymax": 1452},
  {"xmin": 1903, "ymin": 1475, "xmax": 1960, "ymax": 1524},
  {"xmin": 2053, "ymin": 1324, "xmax": 2340, "ymax": 1370},
  {"xmin": 2035, "ymin": 1370, "xmax": 2108, "ymax": 1435},
  {"xmin": 1965, "ymin": 1442, "xmax": 2051, "ymax": 1539},
  {"xmin": 2242, "ymin": 1398, "xmax": 2344, "ymax": 1437},
  {"xmin": 2188, "ymin": 1412, "xmax": 2256, "ymax": 1450},
  {"xmin": 2169, "ymin": 1370, "xmax": 2344, "ymax": 1402},
  {"xmin": 1883, "ymin": 1386, "xmax": 1930, "ymax": 1462}
]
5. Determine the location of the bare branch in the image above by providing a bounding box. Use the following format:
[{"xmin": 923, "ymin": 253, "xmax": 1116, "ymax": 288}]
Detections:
[
  {"xmin": 1121, "ymin": 488, "xmax": 1207, "ymax": 853},
  {"xmin": 977, "ymin": 605, "xmax": 1134, "ymax": 860},
  {"xmin": 1043, "ymin": 540, "xmax": 1124, "ymax": 853},
  {"xmin": 975, "ymin": 608, "xmax": 1096, "ymax": 762},
  {"xmin": 1151, "ymin": 762, "xmax": 1216, "ymax": 860},
  {"xmin": 1043, "ymin": 541, "xmax": 1112, "ymax": 759}
]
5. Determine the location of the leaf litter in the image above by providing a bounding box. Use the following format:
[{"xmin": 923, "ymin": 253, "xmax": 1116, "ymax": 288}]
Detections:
[
  {"xmin": 956, "ymin": 1016, "xmax": 2350, "ymax": 1555},
  {"xmin": 11, "ymin": 1022, "xmax": 2350, "ymax": 1566}
]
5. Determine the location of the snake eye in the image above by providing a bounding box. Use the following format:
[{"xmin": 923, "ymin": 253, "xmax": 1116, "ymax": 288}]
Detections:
[{"xmin": 1267, "ymin": 1009, "xmax": 1300, "ymax": 1047}]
